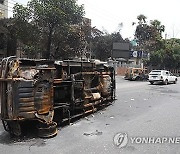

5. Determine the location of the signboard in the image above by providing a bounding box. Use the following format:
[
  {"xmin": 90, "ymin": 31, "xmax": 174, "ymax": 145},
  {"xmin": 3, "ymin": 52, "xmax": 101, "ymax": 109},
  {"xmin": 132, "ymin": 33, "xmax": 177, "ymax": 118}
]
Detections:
[
  {"xmin": 130, "ymin": 50, "xmax": 148, "ymax": 58},
  {"xmin": 112, "ymin": 42, "xmax": 130, "ymax": 58},
  {"xmin": 113, "ymin": 43, "xmax": 130, "ymax": 50},
  {"xmin": 132, "ymin": 51, "xmax": 138, "ymax": 58}
]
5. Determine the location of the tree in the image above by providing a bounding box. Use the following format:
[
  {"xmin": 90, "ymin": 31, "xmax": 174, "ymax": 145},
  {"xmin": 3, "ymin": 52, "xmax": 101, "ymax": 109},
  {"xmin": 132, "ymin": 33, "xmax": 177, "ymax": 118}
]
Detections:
[
  {"xmin": 0, "ymin": 18, "xmax": 18, "ymax": 57},
  {"xmin": 91, "ymin": 31, "xmax": 125, "ymax": 61},
  {"xmin": 137, "ymin": 14, "xmax": 147, "ymax": 24},
  {"xmin": 13, "ymin": 0, "xmax": 84, "ymax": 59},
  {"xmin": 147, "ymin": 38, "xmax": 180, "ymax": 69},
  {"xmin": 134, "ymin": 15, "xmax": 165, "ymax": 52}
]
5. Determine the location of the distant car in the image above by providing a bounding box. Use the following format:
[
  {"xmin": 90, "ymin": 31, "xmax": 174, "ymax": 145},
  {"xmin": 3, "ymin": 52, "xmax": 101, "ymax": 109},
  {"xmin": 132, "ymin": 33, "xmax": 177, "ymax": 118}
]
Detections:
[
  {"xmin": 124, "ymin": 67, "xmax": 148, "ymax": 81},
  {"xmin": 148, "ymin": 70, "xmax": 178, "ymax": 85}
]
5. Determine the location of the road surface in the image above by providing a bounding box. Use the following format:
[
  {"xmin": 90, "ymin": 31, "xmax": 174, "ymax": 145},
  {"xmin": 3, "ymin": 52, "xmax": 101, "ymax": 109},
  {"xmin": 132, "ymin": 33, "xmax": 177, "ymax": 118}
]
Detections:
[{"xmin": 0, "ymin": 76, "xmax": 180, "ymax": 154}]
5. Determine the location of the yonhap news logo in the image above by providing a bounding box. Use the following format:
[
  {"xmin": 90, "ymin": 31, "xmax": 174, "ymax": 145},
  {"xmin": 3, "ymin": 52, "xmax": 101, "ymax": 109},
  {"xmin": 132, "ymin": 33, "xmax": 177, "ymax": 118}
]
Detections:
[
  {"xmin": 113, "ymin": 133, "xmax": 128, "ymax": 148},
  {"xmin": 113, "ymin": 132, "xmax": 180, "ymax": 148}
]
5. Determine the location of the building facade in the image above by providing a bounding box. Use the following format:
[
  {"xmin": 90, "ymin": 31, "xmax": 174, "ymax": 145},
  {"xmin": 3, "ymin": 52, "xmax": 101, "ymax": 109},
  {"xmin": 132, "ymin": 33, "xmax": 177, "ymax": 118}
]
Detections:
[{"xmin": 0, "ymin": 0, "xmax": 8, "ymax": 19}]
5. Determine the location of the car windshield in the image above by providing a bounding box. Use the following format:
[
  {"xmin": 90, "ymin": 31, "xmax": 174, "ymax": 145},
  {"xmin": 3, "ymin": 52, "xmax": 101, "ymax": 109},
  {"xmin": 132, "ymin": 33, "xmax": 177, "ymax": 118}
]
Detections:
[{"xmin": 149, "ymin": 71, "xmax": 161, "ymax": 75}]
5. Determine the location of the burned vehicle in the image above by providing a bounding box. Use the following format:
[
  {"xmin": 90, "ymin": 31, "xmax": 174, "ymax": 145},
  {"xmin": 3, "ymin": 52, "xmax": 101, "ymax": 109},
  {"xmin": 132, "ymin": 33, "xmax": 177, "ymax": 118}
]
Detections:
[
  {"xmin": 0, "ymin": 57, "xmax": 57, "ymax": 137},
  {"xmin": 53, "ymin": 60, "xmax": 116, "ymax": 125},
  {"xmin": 0, "ymin": 57, "xmax": 115, "ymax": 138},
  {"xmin": 124, "ymin": 67, "xmax": 148, "ymax": 81}
]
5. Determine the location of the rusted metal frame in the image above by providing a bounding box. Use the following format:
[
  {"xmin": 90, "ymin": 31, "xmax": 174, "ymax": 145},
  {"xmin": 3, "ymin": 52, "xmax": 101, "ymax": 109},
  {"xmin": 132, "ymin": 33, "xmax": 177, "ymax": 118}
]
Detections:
[
  {"xmin": 67, "ymin": 61, "xmax": 71, "ymax": 76},
  {"xmin": 0, "ymin": 78, "xmax": 29, "ymax": 81},
  {"xmin": 0, "ymin": 80, "xmax": 9, "ymax": 120},
  {"xmin": 0, "ymin": 58, "xmax": 57, "ymax": 137},
  {"xmin": 83, "ymin": 99, "xmax": 102, "ymax": 108},
  {"xmin": 84, "ymin": 108, "xmax": 97, "ymax": 114},
  {"xmin": 70, "ymin": 74, "xmax": 75, "ymax": 116},
  {"xmin": 37, "ymin": 121, "xmax": 57, "ymax": 138},
  {"xmin": 2, "ymin": 120, "xmax": 10, "ymax": 131},
  {"xmin": 111, "ymin": 68, "xmax": 116, "ymax": 100},
  {"xmin": 81, "ymin": 61, "xmax": 83, "ymax": 72},
  {"xmin": 0, "ymin": 58, "xmax": 15, "ymax": 120},
  {"xmin": 2, "ymin": 56, "xmax": 16, "ymax": 79},
  {"xmin": 14, "ymin": 80, "xmax": 37, "ymax": 120},
  {"xmin": 100, "ymin": 68, "xmax": 115, "ymax": 100},
  {"xmin": 0, "ymin": 58, "xmax": 3, "ymax": 78},
  {"xmin": 53, "ymin": 102, "xmax": 69, "ymax": 107},
  {"xmin": 67, "ymin": 109, "xmax": 71, "ymax": 125},
  {"xmin": 13, "ymin": 80, "xmax": 22, "ymax": 120},
  {"xmin": 62, "ymin": 60, "xmax": 94, "ymax": 68},
  {"xmin": 84, "ymin": 87, "xmax": 98, "ymax": 93}
]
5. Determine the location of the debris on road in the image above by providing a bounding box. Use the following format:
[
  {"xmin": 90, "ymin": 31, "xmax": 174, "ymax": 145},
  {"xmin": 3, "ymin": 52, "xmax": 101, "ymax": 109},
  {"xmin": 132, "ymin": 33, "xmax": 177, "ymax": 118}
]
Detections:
[{"xmin": 83, "ymin": 130, "xmax": 103, "ymax": 136}]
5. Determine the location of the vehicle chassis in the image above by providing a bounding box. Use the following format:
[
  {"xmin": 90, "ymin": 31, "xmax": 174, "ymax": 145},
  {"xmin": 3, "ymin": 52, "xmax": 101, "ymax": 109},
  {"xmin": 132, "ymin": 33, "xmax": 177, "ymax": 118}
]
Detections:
[{"xmin": 0, "ymin": 57, "xmax": 115, "ymax": 137}]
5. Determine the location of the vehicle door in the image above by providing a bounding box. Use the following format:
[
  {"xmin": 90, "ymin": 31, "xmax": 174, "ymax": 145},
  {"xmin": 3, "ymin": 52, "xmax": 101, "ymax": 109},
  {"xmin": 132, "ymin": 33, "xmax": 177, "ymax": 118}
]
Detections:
[
  {"xmin": 165, "ymin": 71, "xmax": 171, "ymax": 81},
  {"xmin": 170, "ymin": 72, "xmax": 175, "ymax": 82},
  {"xmin": 167, "ymin": 71, "xmax": 174, "ymax": 82}
]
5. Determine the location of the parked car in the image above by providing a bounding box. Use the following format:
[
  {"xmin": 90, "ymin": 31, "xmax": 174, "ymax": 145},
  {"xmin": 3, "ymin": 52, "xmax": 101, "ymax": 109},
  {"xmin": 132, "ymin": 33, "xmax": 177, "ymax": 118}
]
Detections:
[
  {"xmin": 124, "ymin": 67, "xmax": 148, "ymax": 81},
  {"xmin": 148, "ymin": 70, "xmax": 178, "ymax": 85}
]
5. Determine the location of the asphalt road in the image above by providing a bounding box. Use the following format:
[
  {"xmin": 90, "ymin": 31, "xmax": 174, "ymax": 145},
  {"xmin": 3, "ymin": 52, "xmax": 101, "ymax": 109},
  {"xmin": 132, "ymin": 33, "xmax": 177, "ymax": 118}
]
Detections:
[{"xmin": 0, "ymin": 76, "xmax": 180, "ymax": 154}]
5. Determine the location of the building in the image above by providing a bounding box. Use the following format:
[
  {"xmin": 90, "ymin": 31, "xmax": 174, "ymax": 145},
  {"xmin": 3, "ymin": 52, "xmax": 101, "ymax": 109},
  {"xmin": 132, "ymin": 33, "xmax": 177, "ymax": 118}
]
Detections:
[{"xmin": 0, "ymin": 0, "xmax": 8, "ymax": 19}]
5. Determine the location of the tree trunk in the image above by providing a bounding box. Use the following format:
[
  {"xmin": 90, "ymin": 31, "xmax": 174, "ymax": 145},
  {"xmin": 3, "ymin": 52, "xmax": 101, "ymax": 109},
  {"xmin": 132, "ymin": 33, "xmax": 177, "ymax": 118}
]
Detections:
[{"xmin": 45, "ymin": 27, "xmax": 53, "ymax": 59}]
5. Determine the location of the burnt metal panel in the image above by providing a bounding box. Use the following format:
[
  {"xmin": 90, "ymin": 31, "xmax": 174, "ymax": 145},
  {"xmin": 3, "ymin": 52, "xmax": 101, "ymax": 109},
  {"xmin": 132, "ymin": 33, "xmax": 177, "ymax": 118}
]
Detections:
[{"xmin": 12, "ymin": 80, "xmax": 35, "ymax": 119}]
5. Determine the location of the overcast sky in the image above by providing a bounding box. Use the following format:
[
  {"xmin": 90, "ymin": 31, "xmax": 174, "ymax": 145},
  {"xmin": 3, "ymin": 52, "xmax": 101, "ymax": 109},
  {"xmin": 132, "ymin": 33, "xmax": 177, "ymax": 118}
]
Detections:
[{"xmin": 9, "ymin": 0, "xmax": 180, "ymax": 39}]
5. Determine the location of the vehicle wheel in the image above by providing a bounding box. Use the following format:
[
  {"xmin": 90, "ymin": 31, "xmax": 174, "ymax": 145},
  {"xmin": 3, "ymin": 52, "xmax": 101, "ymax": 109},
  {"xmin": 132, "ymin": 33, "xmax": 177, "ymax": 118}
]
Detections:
[
  {"xmin": 2, "ymin": 120, "xmax": 22, "ymax": 136},
  {"xmin": 150, "ymin": 81, "xmax": 154, "ymax": 85},
  {"xmin": 2, "ymin": 120, "xmax": 10, "ymax": 132},
  {"xmin": 135, "ymin": 76, "xmax": 140, "ymax": 81},
  {"xmin": 164, "ymin": 79, "xmax": 168, "ymax": 85},
  {"xmin": 174, "ymin": 79, "xmax": 177, "ymax": 84}
]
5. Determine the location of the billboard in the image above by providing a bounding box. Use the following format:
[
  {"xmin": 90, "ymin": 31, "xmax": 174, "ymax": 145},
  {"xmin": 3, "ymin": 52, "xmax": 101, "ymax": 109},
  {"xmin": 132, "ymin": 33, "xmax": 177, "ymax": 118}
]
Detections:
[{"xmin": 112, "ymin": 42, "xmax": 130, "ymax": 58}]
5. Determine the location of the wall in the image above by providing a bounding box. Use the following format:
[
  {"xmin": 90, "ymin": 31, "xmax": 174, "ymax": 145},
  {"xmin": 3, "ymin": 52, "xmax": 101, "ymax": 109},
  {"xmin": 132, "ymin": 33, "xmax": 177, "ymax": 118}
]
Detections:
[{"xmin": 116, "ymin": 67, "xmax": 128, "ymax": 76}]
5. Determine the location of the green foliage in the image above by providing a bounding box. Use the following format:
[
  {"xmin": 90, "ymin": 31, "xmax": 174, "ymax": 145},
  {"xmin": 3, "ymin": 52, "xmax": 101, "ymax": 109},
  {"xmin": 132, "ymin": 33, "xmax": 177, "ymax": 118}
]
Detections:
[
  {"xmin": 0, "ymin": 18, "xmax": 17, "ymax": 56},
  {"xmin": 13, "ymin": 0, "xmax": 84, "ymax": 59},
  {"xmin": 92, "ymin": 32, "xmax": 126, "ymax": 61},
  {"xmin": 92, "ymin": 34, "xmax": 112, "ymax": 61},
  {"xmin": 134, "ymin": 14, "xmax": 165, "ymax": 52},
  {"xmin": 137, "ymin": 14, "xmax": 147, "ymax": 24},
  {"xmin": 148, "ymin": 38, "xmax": 180, "ymax": 69},
  {"xmin": 134, "ymin": 15, "xmax": 180, "ymax": 69}
]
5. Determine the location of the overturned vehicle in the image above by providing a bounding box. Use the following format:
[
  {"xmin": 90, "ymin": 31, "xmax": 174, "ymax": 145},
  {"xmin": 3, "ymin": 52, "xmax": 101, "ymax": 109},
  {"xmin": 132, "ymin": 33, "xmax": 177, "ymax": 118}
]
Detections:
[{"xmin": 0, "ymin": 57, "xmax": 115, "ymax": 138}]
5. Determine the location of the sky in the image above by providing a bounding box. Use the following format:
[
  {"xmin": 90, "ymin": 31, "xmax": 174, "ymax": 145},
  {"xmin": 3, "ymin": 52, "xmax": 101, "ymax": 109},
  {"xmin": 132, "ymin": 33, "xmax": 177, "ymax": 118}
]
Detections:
[{"xmin": 8, "ymin": 0, "xmax": 180, "ymax": 39}]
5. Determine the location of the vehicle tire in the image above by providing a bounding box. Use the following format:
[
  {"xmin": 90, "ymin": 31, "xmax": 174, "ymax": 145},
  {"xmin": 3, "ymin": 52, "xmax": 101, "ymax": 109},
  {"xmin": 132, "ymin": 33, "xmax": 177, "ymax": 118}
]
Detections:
[
  {"xmin": 135, "ymin": 76, "xmax": 140, "ymax": 81},
  {"xmin": 174, "ymin": 79, "xmax": 177, "ymax": 84},
  {"xmin": 150, "ymin": 81, "xmax": 154, "ymax": 85},
  {"xmin": 164, "ymin": 79, "xmax": 168, "ymax": 85},
  {"xmin": 2, "ymin": 120, "xmax": 22, "ymax": 136}
]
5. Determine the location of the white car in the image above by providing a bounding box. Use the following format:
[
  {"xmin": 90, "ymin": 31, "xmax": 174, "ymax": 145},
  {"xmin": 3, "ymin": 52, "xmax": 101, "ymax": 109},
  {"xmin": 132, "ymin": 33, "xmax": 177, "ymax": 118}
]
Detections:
[{"xmin": 148, "ymin": 70, "xmax": 178, "ymax": 85}]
